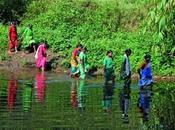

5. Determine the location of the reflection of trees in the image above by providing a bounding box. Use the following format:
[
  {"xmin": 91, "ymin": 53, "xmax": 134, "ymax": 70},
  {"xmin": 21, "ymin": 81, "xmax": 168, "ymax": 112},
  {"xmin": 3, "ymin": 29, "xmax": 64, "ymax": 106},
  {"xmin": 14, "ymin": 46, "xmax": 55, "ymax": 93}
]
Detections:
[
  {"xmin": 0, "ymin": 79, "xmax": 8, "ymax": 109},
  {"xmin": 146, "ymin": 84, "xmax": 175, "ymax": 130}
]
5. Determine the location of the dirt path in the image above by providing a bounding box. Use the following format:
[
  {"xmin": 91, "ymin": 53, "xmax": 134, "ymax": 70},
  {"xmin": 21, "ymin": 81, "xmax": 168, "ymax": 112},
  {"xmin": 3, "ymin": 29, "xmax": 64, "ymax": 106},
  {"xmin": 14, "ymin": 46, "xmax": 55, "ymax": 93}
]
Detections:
[{"xmin": 0, "ymin": 50, "xmax": 63, "ymax": 72}]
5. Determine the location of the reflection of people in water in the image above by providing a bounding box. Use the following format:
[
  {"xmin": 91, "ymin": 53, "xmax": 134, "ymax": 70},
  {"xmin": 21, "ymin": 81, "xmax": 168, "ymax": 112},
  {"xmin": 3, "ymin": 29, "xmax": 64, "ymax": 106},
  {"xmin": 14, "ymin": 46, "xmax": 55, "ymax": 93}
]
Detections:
[
  {"xmin": 77, "ymin": 80, "xmax": 87, "ymax": 111},
  {"xmin": 102, "ymin": 83, "xmax": 114, "ymax": 112},
  {"xmin": 35, "ymin": 72, "xmax": 46, "ymax": 103},
  {"xmin": 71, "ymin": 79, "xmax": 78, "ymax": 107},
  {"xmin": 23, "ymin": 83, "xmax": 33, "ymax": 112},
  {"xmin": 7, "ymin": 76, "xmax": 18, "ymax": 111},
  {"xmin": 119, "ymin": 87, "xmax": 131, "ymax": 123},
  {"xmin": 137, "ymin": 54, "xmax": 153, "ymax": 121}
]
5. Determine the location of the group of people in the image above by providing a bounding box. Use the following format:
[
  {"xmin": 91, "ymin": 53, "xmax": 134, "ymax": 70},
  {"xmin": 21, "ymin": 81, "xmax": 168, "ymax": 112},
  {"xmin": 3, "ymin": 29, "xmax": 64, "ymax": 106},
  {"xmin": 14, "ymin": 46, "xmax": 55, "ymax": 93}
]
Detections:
[
  {"xmin": 70, "ymin": 44, "xmax": 153, "ymax": 122},
  {"xmin": 70, "ymin": 44, "xmax": 89, "ymax": 79},
  {"xmin": 8, "ymin": 21, "xmax": 48, "ymax": 71},
  {"xmin": 8, "ymin": 21, "xmax": 153, "ymax": 122},
  {"xmin": 8, "ymin": 22, "xmax": 35, "ymax": 53}
]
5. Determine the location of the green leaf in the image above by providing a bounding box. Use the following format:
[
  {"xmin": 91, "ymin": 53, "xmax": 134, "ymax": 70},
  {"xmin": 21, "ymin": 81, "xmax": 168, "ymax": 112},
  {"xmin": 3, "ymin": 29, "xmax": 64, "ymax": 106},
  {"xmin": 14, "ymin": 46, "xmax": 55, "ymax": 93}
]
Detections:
[
  {"xmin": 159, "ymin": 15, "xmax": 166, "ymax": 32},
  {"xmin": 158, "ymin": 32, "xmax": 164, "ymax": 41}
]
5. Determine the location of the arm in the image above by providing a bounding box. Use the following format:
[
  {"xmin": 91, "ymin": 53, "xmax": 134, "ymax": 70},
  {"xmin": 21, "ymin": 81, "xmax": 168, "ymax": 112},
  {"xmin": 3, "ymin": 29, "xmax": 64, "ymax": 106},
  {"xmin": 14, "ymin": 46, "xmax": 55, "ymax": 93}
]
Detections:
[{"xmin": 137, "ymin": 62, "xmax": 145, "ymax": 79}]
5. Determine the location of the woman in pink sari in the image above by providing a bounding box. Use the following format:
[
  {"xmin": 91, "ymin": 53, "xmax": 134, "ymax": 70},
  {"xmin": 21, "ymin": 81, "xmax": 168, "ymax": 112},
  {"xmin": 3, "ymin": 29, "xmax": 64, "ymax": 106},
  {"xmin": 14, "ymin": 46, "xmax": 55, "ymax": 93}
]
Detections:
[{"xmin": 35, "ymin": 41, "xmax": 48, "ymax": 71}]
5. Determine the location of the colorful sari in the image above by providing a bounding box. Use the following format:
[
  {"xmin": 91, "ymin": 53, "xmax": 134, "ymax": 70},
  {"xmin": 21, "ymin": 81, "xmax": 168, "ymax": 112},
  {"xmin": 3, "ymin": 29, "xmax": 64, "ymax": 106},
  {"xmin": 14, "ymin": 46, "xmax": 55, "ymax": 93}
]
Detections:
[
  {"xmin": 78, "ymin": 51, "xmax": 89, "ymax": 79},
  {"xmin": 70, "ymin": 48, "xmax": 79, "ymax": 75},
  {"xmin": 35, "ymin": 44, "xmax": 47, "ymax": 69},
  {"xmin": 22, "ymin": 27, "xmax": 35, "ymax": 49},
  {"xmin": 9, "ymin": 25, "xmax": 18, "ymax": 51}
]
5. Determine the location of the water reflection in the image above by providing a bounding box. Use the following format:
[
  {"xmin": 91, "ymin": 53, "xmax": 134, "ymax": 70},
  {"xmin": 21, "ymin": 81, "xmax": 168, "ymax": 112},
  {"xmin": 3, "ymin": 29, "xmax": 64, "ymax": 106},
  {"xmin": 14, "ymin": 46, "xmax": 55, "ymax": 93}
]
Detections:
[
  {"xmin": 0, "ymin": 80, "xmax": 8, "ymax": 110},
  {"xmin": 77, "ymin": 80, "xmax": 87, "ymax": 111},
  {"xmin": 23, "ymin": 83, "xmax": 33, "ymax": 112},
  {"xmin": 71, "ymin": 79, "xmax": 78, "ymax": 108},
  {"xmin": 119, "ymin": 86, "xmax": 131, "ymax": 123},
  {"xmin": 102, "ymin": 83, "xmax": 114, "ymax": 112},
  {"xmin": 35, "ymin": 72, "xmax": 46, "ymax": 103},
  {"xmin": 71, "ymin": 79, "xmax": 87, "ymax": 111},
  {"xmin": 7, "ymin": 76, "xmax": 18, "ymax": 111},
  {"xmin": 138, "ymin": 85, "xmax": 153, "ymax": 122}
]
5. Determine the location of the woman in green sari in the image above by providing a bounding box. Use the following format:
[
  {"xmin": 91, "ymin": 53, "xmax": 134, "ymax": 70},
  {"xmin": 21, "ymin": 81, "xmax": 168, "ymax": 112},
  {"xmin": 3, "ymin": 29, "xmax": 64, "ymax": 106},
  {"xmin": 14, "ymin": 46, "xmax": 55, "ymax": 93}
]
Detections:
[
  {"xmin": 78, "ymin": 47, "xmax": 89, "ymax": 79},
  {"xmin": 22, "ymin": 24, "xmax": 36, "ymax": 53}
]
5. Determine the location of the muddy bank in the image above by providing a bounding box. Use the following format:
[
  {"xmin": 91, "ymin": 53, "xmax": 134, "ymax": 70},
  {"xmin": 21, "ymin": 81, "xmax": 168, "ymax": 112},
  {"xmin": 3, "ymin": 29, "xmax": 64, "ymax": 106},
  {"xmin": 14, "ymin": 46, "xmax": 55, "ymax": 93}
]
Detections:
[
  {"xmin": 0, "ymin": 51, "xmax": 64, "ymax": 73},
  {"xmin": 0, "ymin": 51, "xmax": 175, "ymax": 82}
]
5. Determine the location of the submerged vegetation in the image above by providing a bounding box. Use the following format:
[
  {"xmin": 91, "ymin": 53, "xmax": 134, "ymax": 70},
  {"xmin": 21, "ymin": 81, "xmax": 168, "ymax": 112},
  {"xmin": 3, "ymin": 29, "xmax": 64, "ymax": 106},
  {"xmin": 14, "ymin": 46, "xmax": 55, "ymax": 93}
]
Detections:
[{"xmin": 0, "ymin": 0, "xmax": 175, "ymax": 75}]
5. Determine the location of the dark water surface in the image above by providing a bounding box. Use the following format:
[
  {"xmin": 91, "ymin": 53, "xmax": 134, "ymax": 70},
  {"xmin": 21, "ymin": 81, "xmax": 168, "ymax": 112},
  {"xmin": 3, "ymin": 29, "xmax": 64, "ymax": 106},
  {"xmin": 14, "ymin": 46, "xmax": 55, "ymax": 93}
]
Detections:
[{"xmin": 0, "ymin": 71, "xmax": 173, "ymax": 130}]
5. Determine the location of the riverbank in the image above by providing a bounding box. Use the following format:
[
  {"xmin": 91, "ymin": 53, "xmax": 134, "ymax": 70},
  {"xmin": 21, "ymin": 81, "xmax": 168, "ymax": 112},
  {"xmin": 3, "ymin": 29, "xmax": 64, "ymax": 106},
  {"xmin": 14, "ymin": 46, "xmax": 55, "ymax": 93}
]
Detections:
[
  {"xmin": 0, "ymin": 51, "xmax": 64, "ymax": 73},
  {"xmin": 0, "ymin": 51, "xmax": 175, "ymax": 82}
]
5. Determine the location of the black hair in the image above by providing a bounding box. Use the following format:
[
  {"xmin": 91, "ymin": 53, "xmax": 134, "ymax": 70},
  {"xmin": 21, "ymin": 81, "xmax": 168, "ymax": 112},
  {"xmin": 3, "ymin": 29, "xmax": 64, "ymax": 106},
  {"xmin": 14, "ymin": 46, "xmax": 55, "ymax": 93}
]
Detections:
[
  {"xmin": 11, "ymin": 21, "xmax": 16, "ymax": 25},
  {"xmin": 106, "ymin": 50, "xmax": 113, "ymax": 55},
  {"xmin": 144, "ymin": 53, "xmax": 151, "ymax": 62},
  {"xmin": 125, "ymin": 49, "xmax": 132, "ymax": 54},
  {"xmin": 82, "ymin": 46, "xmax": 87, "ymax": 51},
  {"xmin": 28, "ymin": 24, "xmax": 33, "ymax": 28},
  {"xmin": 76, "ymin": 43, "xmax": 83, "ymax": 48},
  {"xmin": 40, "ymin": 40, "xmax": 49, "ymax": 48}
]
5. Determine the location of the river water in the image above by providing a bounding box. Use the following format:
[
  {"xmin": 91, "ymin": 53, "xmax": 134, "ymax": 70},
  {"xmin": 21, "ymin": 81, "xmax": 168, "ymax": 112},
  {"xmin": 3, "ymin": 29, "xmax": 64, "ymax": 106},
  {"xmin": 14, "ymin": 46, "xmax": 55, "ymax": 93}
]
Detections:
[{"xmin": 0, "ymin": 71, "xmax": 174, "ymax": 130}]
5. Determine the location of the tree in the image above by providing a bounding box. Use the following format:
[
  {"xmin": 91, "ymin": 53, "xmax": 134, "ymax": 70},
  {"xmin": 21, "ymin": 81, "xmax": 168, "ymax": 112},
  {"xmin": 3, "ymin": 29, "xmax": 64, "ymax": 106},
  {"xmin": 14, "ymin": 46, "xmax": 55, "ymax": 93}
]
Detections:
[{"xmin": 146, "ymin": 0, "xmax": 175, "ymax": 66}]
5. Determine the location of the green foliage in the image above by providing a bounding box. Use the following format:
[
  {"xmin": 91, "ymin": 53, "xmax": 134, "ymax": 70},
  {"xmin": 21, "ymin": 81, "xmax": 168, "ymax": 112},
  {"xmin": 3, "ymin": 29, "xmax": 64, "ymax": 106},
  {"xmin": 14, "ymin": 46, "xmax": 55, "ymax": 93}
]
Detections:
[
  {"xmin": 0, "ymin": 0, "xmax": 32, "ymax": 22},
  {"xmin": 0, "ymin": 0, "xmax": 174, "ymax": 75},
  {"xmin": 0, "ymin": 23, "xmax": 8, "ymax": 61},
  {"xmin": 145, "ymin": 83, "xmax": 175, "ymax": 130},
  {"xmin": 21, "ymin": 0, "xmax": 166, "ymax": 74},
  {"xmin": 146, "ymin": 0, "xmax": 175, "ymax": 71}
]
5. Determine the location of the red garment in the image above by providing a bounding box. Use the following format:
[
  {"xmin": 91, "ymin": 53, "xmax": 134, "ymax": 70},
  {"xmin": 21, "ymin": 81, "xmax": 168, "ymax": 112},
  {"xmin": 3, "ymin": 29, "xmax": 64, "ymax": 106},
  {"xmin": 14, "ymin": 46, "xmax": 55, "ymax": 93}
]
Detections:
[
  {"xmin": 9, "ymin": 25, "xmax": 18, "ymax": 50},
  {"xmin": 72, "ymin": 48, "xmax": 79, "ymax": 58}
]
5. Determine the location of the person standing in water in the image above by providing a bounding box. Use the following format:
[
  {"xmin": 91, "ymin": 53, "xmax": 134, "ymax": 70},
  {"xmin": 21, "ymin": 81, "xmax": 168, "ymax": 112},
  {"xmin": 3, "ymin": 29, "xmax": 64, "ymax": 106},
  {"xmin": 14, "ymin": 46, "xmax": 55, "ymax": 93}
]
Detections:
[
  {"xmin": 137, "ymin": 53, "xmax": 153, "ymax": 121},
  {"xmin": 78, "ymin": 47, "xmax": 89, "ymax": 79},
  {"xmin": 102, "ymin": 50, "xmax": 115, "ymax": 112},
  {"xmin": 121, "ymin": 49, "xmax": 132, "ymax": 88},
  {"xmin": 103, "ymin": 50, "xmax": 115, "ymax": 87},
  {"xmin": 70, "ymin": 43, "xmax": 83, "ymax": 77},
  {"xmin": 120, "ymin": 49, "xmax": 132, "ymax": 120},
  {"xmin": 35, "ymin": 41, "xmax": 49, "ymax": 71},
  {"xmin": 8, "ymin": 21, "xmax": 18, "ymax": 53}
]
